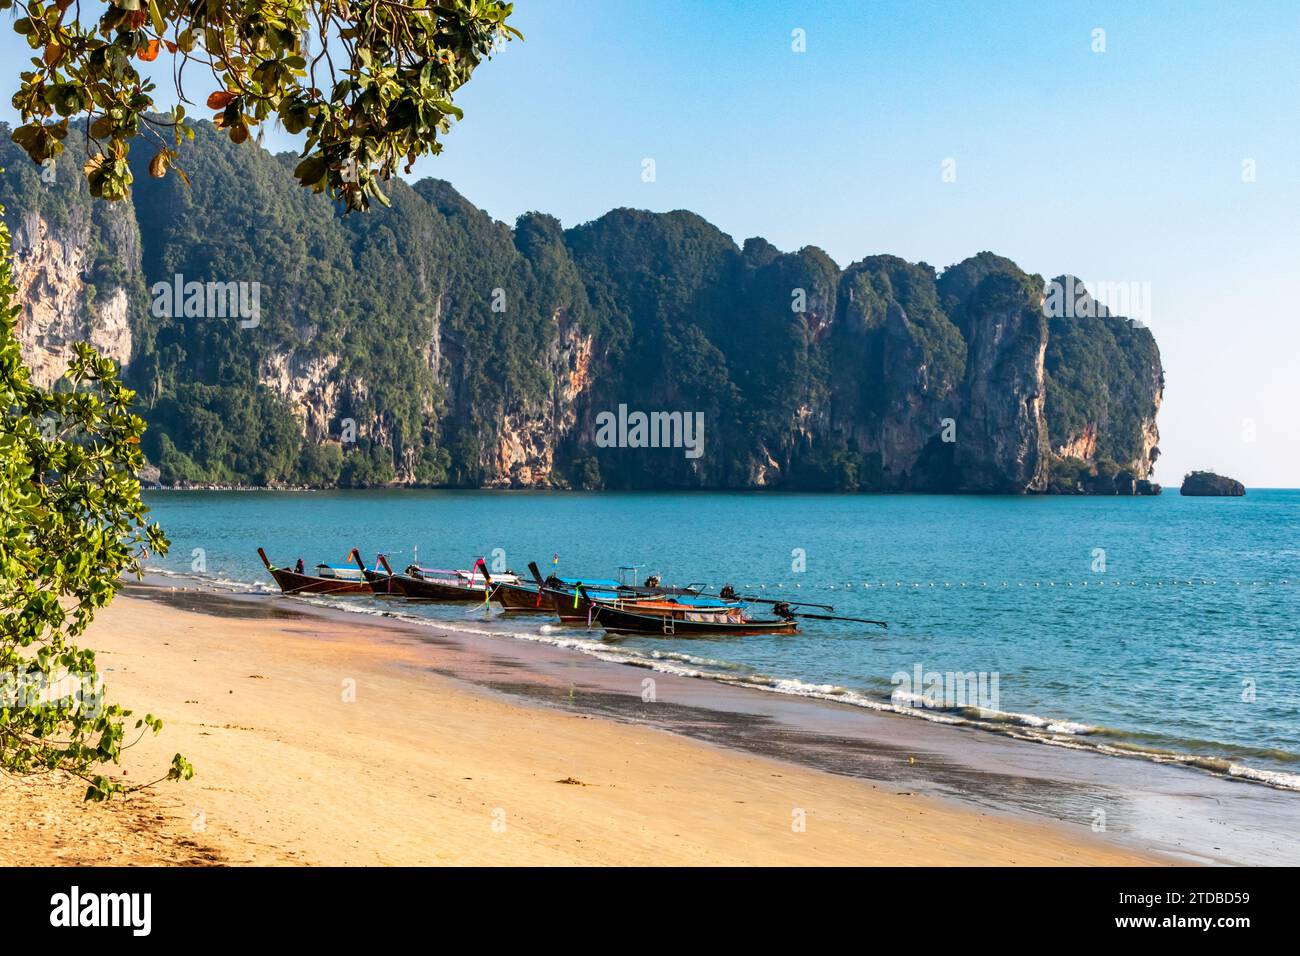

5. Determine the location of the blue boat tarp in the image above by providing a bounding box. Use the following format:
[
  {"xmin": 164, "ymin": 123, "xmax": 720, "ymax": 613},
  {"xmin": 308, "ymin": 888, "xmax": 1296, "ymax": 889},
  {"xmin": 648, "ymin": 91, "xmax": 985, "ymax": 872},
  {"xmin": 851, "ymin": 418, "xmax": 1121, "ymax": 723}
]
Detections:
[
  {"xmin": 555, "ymin": 576, "xmax": 621, "ymax": 588},
  {"xmin": 669, "ymin": 596, "xmax": 740, "ymax": 608}
]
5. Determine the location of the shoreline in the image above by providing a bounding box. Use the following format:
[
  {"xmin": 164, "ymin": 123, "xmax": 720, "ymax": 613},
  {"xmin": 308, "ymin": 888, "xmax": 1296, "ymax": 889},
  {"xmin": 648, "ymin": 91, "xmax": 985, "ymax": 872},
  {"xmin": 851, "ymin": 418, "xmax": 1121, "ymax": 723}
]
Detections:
[
  {"xmin": 135, "ymin": 577, "xmax": 1300, "ymax": 865},
  {"xmin": 5, "ymin": 574, "xmax": 1294, "ymax": 868},
  {"xmin": 0, "ymin": 579, "xmax": 1203, "ymax": 867},
  {"xmin": 146, "ymin": 484, "xmax": 1169, "ymax": 496},
  {"xmin": 151, "ymin": 567, "xmax": 1300, "ymax": 797}
]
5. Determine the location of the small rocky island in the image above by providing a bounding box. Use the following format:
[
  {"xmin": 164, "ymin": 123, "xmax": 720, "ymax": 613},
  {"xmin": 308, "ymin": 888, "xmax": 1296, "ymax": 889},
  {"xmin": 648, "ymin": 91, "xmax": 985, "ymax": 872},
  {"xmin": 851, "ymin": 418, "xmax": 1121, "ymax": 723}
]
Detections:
[{"xmin": 1180, "ymin": 471, "xmax": 1245, "ymax": 496}]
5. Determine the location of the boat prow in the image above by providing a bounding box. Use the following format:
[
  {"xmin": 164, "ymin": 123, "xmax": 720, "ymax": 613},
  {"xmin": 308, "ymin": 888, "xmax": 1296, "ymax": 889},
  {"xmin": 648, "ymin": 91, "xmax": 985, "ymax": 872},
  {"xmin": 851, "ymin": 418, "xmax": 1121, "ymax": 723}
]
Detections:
[{"xmin": 351, "ymin": 548, "xmax": 397, "ymax": 593}]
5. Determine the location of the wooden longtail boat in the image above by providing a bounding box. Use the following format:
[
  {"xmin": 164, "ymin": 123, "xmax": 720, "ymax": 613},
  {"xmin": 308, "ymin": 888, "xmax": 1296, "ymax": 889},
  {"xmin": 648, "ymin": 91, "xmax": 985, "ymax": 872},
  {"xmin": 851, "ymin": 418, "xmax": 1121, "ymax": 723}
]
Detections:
[
  {"xmin": 548, "ymin": 584, "xmax": 744, "ymax": 626},
  {"xmin": 519, "ymin": 565, "xmax": 881, "ymax": 635},
  {"xmin": 589, "ymin": 601, "xmax": 798, "ymax": 636},
  {"xmin": 377, "ymin": 555, "xmax": 520, "ymax": 603},
  {"xmin": 349, "ymin": 549, "xmax": 397, "ymax": 594},
  {"xmin": 257, "ymin": 547, "xmax": 373, "ymax": 596},
  {"xmin": 546, "ymin": 589, "xmax": 733, "ymax": 624},
  {"xmin": 523, "ymin": 562, "xmax": 714, "ymax": 623}
]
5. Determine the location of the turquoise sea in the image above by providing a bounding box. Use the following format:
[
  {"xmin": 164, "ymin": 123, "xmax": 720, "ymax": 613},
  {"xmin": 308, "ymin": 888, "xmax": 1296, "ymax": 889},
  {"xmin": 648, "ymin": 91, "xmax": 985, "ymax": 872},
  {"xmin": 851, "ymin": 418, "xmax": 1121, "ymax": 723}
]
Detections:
[{"xmin": 140, "ymin": 489, "xmax": 1300, "ymax": 789}]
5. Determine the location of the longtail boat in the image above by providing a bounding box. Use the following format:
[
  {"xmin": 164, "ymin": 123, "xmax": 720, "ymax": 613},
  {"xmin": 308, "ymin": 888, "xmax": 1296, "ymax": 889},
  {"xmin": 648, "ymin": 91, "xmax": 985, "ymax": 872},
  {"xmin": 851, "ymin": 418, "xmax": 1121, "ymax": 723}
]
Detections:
[
  {"xmin": 588, "ymin": 600, "xmax": 798, "ymax": 636},
  {"xmin": 349, "ymin": 549, "xmax": 397, "ymax": 594},
  {"xmin": 561, "ymin": 577, "xmax": 885, "ymax": 636},
  {"xmin": 524, "ymin": 561, "xmax": 714, "ymax": 622},
  {"xmin": 257, "ymin": 547, "xmax": 372, "ymax": 596},
  {"xmin": 552, "ymin": 583, "xmax": 744, "ymax": 626},
  {"xmin": 378, "ymin": 555, "xmax": 519, "ymax": 602}
]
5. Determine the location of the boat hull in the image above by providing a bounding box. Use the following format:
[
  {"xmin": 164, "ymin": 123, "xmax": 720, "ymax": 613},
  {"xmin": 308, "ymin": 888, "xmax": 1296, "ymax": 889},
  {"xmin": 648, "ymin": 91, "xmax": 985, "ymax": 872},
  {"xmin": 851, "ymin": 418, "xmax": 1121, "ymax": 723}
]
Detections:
[
  {"xmin": 390, "ymin": 574, "xmax": 492, "ymax": 602},
  {"xmin": 589, "ymin": 603, "xmax": 797, "ymax": 636},
  {"xmin": 543, "ymin": 587, "xmax": 595, "ymax": 623},
  {"xmin": 268, "ymin": 567, "xmax": 373, "ymax": 596},
  {"xmin": 545, "ymin": 589, "xmax": 741, "ymax": 626},
  {"xmin": 493, "ymin": 581, "xmax": 550, "ymax": 611}
]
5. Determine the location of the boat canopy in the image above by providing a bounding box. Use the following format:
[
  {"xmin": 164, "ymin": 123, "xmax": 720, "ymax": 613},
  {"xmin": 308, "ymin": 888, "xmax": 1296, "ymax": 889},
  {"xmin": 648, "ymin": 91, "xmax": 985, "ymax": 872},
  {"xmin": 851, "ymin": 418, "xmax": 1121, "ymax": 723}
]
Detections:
[
  {"xmin": 315, "ymin": 564, "xmax": 365, "ymax": 581},
  {"xmin": 410, "ymin": 566, "xmax": 520, "ymax": 584}
]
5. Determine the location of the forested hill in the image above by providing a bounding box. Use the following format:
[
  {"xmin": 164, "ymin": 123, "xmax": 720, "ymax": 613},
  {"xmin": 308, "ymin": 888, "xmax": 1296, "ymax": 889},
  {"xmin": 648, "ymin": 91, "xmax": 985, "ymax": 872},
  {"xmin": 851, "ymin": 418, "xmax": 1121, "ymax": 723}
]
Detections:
[{"xmin": 1, "ymin": 122, "xmax": 1163, "ymax": 493}]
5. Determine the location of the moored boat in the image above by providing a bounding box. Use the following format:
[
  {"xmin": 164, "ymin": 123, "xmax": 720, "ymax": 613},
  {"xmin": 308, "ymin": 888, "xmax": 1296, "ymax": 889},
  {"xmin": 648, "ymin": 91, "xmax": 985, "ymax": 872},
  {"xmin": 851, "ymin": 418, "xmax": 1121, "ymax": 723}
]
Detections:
[
  {"xmin": 550, "ymin": 583, "xmax": 744, "ymax": 626},
  {"xmin": 588, "ymin": 600, "xmax": 798, "ymax": 636},
  {"xmin": 524, "ymin": 561, "xmax": 713, "ymax": 622},
  {"xmin": 378, "ymin": 555, "xmax": 519, "ymax": 602},
  {"xmin": 257, "ymin": 547, "xmax": 373, "ymax": 596}
]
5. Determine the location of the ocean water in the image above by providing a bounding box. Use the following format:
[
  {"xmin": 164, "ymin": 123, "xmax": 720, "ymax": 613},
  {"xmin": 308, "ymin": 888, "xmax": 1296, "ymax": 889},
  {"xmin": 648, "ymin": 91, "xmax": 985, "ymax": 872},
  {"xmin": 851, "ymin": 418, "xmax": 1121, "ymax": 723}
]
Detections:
[{"xmin": 139, "ymin": 489, "xmax": 1300, "ymax": 789}]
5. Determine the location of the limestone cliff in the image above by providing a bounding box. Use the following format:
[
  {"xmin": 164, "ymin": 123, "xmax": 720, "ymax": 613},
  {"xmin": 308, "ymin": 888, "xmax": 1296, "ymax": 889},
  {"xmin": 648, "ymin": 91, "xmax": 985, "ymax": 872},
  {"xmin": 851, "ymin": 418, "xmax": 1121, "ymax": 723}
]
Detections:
[
  {"xmin": 1043, "ymin": 274, "xmax": 1163, "ymax": 481},
  {"xmin": 950, "ymin": 273, "xmax": 1051, "ymax": 493},
  {"xmin": 258, "ymin": 349, "xmax": 342, "ymax": 442},
  {"xmin": 480, "ymin": 310, "xmax": 596, "ymax": 487},
  {"xmin": 9, "ymin": 209, "xmax": 136, "ymax": 387},
  {"xmin": 0, "ymin": 123, "xmax": 1165, "ymax": 493}
]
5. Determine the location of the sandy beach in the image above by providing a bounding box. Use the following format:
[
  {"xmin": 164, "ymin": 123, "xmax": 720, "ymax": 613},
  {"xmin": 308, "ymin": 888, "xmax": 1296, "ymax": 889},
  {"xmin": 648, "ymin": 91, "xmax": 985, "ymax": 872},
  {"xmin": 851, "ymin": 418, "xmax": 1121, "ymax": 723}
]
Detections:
[{"xmin": 0, "ymin": 584, "xmax": 1171, "ymax": 866}]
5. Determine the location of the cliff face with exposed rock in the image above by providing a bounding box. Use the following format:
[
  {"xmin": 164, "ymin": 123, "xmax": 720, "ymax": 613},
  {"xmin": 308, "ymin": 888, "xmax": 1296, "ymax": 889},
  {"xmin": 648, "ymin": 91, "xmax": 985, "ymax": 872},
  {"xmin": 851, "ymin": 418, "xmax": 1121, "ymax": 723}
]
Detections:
[
  {"xmin": 0, "ymin": 122, "xmax": 1163, "ymax": 492},
  {"xmin": 6, "ymin": 203, "xmax": 140, "ymax": 388},
  {"xmin": 1043, "ymin": 275, "xmax": 1164, "ymax": 485}
]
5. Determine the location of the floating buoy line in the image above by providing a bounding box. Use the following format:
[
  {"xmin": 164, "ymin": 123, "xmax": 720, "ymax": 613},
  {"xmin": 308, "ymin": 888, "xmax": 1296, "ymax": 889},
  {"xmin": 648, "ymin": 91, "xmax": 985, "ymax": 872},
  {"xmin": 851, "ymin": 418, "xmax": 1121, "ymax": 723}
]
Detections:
[{"xmin": 689, "ymin": 579, "xmax": 1293, "ymax": 591}]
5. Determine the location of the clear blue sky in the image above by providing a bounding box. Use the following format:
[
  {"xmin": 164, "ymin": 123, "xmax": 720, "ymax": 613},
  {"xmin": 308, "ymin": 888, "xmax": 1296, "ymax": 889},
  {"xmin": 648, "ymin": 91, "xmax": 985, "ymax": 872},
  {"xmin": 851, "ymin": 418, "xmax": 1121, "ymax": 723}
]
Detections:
[{"xmin": 3, "ymin": 1, "xmax": 1298, "ymax": 485}]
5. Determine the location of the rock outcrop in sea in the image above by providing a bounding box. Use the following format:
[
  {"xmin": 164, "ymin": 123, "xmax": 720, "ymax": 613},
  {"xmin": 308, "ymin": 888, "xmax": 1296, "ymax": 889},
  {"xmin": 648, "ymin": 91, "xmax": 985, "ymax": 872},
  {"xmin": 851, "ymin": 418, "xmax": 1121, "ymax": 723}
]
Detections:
[{"xmin": 1180, "ymin": 471, "xmax": 1245, "ymax": 496}]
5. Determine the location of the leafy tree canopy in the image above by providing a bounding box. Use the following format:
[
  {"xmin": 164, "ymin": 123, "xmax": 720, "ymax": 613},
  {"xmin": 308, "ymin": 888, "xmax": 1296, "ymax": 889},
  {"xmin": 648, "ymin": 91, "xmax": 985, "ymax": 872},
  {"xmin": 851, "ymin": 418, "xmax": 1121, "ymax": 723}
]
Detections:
[{"xmin": 4, "ymin": 0, "xmax": 519, "ymax": 209}]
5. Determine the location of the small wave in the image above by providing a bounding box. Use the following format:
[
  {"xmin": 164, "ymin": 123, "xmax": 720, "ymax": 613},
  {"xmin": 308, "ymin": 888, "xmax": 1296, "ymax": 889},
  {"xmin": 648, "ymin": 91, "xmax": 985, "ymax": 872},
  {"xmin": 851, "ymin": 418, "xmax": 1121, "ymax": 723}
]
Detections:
[
  {"xmin": 1228, "ymin": 764, "xmax": 1300, "ymax": 789},
  {"xmin": 143, "ymin": 566, "xmax": 278, "ymax": 594},
  {"xmin": 965, "ymin": 707, "xmax": 1098, "ymax": 736}
]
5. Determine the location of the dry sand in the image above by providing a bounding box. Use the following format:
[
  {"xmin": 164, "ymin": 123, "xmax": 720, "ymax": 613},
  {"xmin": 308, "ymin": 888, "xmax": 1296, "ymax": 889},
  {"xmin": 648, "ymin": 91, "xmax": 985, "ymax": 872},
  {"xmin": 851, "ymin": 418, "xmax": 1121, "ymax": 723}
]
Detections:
[{"xmin": 0, "ymin": 592, "xmax": 1166, "ymax": 866}]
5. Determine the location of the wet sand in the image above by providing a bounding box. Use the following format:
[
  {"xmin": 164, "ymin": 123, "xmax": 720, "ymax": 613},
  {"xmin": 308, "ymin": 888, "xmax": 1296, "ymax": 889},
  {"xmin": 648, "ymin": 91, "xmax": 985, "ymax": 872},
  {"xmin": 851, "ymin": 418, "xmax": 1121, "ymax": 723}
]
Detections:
[{"xmin": 141, "ymin": 581, "xmax": 1300, "ymax": 864}]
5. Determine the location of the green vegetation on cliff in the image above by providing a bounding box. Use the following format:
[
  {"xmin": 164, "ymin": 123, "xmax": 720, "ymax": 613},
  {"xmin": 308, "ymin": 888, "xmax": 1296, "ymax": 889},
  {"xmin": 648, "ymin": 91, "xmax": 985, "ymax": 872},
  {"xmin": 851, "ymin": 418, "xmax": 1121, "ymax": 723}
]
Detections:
[
  {"xmin": 1044, "ymin": 276, "xmax": 1163, "ymax": 468},
  {"xmin": 1, "ymin": 124, "xmax": 1164, "ymax": 492}
]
